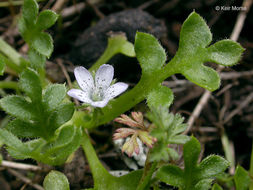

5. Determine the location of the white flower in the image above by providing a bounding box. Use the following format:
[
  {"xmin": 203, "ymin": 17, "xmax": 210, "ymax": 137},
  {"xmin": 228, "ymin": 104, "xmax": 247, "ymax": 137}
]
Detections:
[{"xmin": 67, "ymin": 64, "xmax": 128, "ymax": 108}]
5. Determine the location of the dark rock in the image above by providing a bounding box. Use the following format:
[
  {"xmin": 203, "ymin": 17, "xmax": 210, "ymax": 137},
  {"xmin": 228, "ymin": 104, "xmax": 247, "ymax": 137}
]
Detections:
[{"xmin": 68, "ymin": 9, "xmax": 167, "ymax": 67}]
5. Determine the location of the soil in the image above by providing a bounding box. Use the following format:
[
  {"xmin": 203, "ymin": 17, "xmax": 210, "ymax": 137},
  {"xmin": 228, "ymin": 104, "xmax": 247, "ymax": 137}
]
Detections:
[{"xmin": 0, "ymin": 0, "xmax": 253, "ymax": 189}]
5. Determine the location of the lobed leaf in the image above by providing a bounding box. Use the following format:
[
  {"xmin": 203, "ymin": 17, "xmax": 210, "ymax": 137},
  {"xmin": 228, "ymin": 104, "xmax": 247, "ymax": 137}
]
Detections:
[
  {"xmin": 36, "ymin": 10, "xmax": 58, "ymax": 31},
  {"xmin": 6, "ymin": 119, "xmax": 39, "ymax": 138},
  {"xmin": 234, "ymin": 165, "xmax": 251, "ymax": 190},
  {"xmin": 43, "ymin": 171, "xmax": 70, "ymax": 190},
  {"xmin": 28, "ymin": 49, "xmax": 46, "ymax": 69},
  {"xmin": 43, "ymin": 84, "xmax": 66, "ymax": 111},
  {"xmin": 32, "ymin": 32, "xmax": 53, "ymax": 58},
  {"xmin": 183, "ymin": 136, "xmax": 201, "ymax": 171},
  {"xmin": 206, "ymin": 40, "xmax": 245, "ymax": 66},
  {"xmin": 48, "ymin": 103, "xmax": 75, "ymax": 131},
  {"xmin": 19, "ymin": 69, "xmax": 42, "ymax": 102},
  {"xmin": 22, "ymin": 0, "xmax": 38, "ymax": 26},
  {"xmin": 196, "ymin": 155, "xmax": 229, "ymax": 180},
  {"xmin": 147, "ymin": 85, "xmax": 173, "ymax": 109},
  {"xmin": 156, "ymin": 165, "xmax": 184, "ymax": 188},
  {"xmin": 212, "ymin": 184, "xmax": 223, "ymax": 190},
  {"xmin": 193, "ymin": 179, "xmax": 213, "ymax": 190},
  {"xmin": 135, "ymin": 32, "xmax": 166, "ymax": 73},
  {"xmin": 0, "ymin": 95, "xmax": 36, "ymax": 121}
]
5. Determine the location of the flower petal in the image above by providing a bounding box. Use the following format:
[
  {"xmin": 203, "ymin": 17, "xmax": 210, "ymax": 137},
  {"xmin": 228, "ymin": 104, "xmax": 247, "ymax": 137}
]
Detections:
[
  {"xmin": 95, "ymin": 64, "xmax": 114, "ymax": 90},
  {"xmin": 74, "ymin": 66, "xmax": 94, "ymax": 92},
  {"xmin": 90, "ymin": 100, "xmax": 109, "ymax": 108},
  {"xmin": 105, "ymin": 82, "xmax": 128, "ymax": 100},
  {"xmin": 67, "ymin": 89, "xmax": 92, "ymax": 103}
]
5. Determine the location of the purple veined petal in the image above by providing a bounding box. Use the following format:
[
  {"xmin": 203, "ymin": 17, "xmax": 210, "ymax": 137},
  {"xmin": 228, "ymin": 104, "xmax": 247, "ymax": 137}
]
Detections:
[
  {"xmin": 105, "ymin": 82, "xmax": 128, "ymax": 100},
  {"xmin": 95, "ymin": 64, "xmax": 114, "ymax": 90},
  {"xmin": 67, "ymin": 89, "xmax": 92, "ymax": 103},
  {"xmin": 90, "ymin": 100, "xmax": 109, "ymax": 108},
  {"xmin": 74, "ymin": 66, "xmax": 94, "ymax": 92}
]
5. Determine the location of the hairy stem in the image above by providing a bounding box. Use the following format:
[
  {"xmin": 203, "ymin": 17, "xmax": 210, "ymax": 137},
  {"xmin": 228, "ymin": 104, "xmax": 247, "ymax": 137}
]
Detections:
[{"xmin": 81, "ymin": 131, "xmax": 110, "ymax": 184}]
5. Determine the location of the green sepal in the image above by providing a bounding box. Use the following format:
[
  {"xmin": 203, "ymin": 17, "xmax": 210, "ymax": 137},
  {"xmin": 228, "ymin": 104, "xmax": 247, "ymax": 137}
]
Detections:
[
  {"xmin": 234, "ymin": 165, "xmax": 251, "ymax": 190},
  {"xmin": 43, "ymin": 171, "xmax": 70, "ymax": 190},
  {"xmin": 135, "ymin": 32, "xmax": 166, "ymax": 74},
  {"xmin": 36, "ymin": 10, "xmax": 58, "ymax": 31},
  {"xmin": 19, "ymin": 69, "xmax": 42, "ymax": 102}
]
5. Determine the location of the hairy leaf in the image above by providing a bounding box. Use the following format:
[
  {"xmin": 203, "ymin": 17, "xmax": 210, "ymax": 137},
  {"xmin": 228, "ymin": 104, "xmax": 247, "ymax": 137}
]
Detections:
[{"xmin": 43, "ymin": 171, "xmax": 70, "ymax": 190}]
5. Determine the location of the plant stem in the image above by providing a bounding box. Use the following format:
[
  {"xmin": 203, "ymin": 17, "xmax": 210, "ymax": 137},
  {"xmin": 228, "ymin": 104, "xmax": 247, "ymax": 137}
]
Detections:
[
  {"xmin": 136, "ymin": 153, "xmax": 158, "ymax": 190},
  {"xmin": 0, "ymin": 81, "xmax": 18, "ymax": 90},
  {"xmin": 95, "ymin": 60, "xmax": 178, "ymax": 128},
  {"xmin": 249, "ymin": 140, "xmax": 253, "ymax": 190},
  {"xmin": 0, "ymin": 38, "xmax": 22, "ymax": 66},
  {"xmin": 81, "ymin": 131, "xmax": 110, "ymax": 184},
  {"xmin": 0, "ymin": 0, "xmax": 44, "ymax": 7}
]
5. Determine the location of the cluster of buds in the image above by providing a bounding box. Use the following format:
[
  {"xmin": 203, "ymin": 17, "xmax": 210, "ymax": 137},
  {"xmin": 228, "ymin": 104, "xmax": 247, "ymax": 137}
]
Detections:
[{"xmin": 113, "ymin": 112, "xmax": 157, "ymax": 157}]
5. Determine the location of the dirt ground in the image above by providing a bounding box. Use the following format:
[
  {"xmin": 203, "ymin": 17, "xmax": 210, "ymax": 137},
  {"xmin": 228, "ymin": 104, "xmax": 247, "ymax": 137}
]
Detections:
[{"xmin": 0, "ymin": 0, "xmax": 253, "ymax": 189}]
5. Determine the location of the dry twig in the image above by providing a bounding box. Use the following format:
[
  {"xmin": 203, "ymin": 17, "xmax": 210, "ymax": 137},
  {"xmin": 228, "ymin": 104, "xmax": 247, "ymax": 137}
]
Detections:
[{"xmin": 8, "ymin": 169, "xmax": 44, "ymax": 190}]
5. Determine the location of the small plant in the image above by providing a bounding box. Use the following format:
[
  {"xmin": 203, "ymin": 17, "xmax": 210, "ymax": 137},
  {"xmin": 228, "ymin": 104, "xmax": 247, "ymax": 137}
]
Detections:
[{"xmin": 0, "ymin": 0, "xmax": 251, "ymax": 189}]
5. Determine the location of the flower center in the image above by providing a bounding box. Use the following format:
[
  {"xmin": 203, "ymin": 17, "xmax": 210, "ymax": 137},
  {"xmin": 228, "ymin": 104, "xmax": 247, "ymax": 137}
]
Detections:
[{"xmin": 90, "ymin": 87, "xmax": 104, "ymax": 101}]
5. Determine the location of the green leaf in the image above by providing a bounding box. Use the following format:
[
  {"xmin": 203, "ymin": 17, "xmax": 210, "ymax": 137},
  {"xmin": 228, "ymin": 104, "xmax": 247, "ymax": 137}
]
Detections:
[
  {"xmin": 171, "ymin": 12, "xmax": 242, "ymax": 91},
  {"xmin": 6, "ymin": 119, "xmax": 39, "ymax": 138},
  {"xmin": 206, "ymin": 40, "xmax": 244, "ymax": 66},
  {"xmin": 135, "ymin": 32, "xmax": 166, "ymax": 73},
  {"xmin": 43, "ymin": 171, "xmax": 70, "ymax": 190},
  {"xmin": 0, "ymin": 55, "xmax": 5, "ymax": 75},
  {"xmin": 179, "ymin": 12, "xmax": 212, "ymax": 52},
  {"xmin": 196, "ymin": 155, "xmax": 229, "ymax": 179},
  {"xmin": 182, "ymin": 63, "xmax": 220, "ymax": 91},
  {"xmin": 32, "ymin": 32, "xmax": 53, "ymax": 58},
  {"xmin": 234, "ymin": 165, "xmax": 251, "ymax": 190},
  {"xmin": 169, "ymin": 135, "xmax": 190, "ymax": 144},
  {"xmin": 0, "ymin": 95, "xmax": 36, "ymax": 121},
  {"xmin": 212, "ymin": 183, "xmax": 223, "ymax": 190},
  {"xmin": 43, "ymin": 84, "xmax": 66, "ymax": 111},
  {"xmin": 19, "ymin": 69, "xmax": 42, "ymax": 102},
  {"xmin": 28, "ymin": 49, "xmax": 46, "ymax": 69},
  {"xmin": 48, "ymin": 103, "xmax": 74, "ymax": 131},
  {"xmin": 147, "ymin": 85, "xmax": 173, "ymax": 109},
  {"xmin": 193, "ymin": 179, "xmax": 213, "ymax": 190},
  {"xmin": 156, "ymin": 165, "xmax": 185, "ymax": 188},
  {"xmin": 0, "ymin": 128, "xmax": 30, "ymax": 153},
  {"xmin": 42, "ymin": 126, "xmax": 82, "ymax": 165},
  {"xmin": 183, "ymin": 136, "xmax": 201, "ymax": 170},
  {"xmin": 36, "ymin": 10, "xmax": 58, "ymax": 31},
  {"xmin": 22, "ymin": 0, "xmax": 38, "ymax": 25}
]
